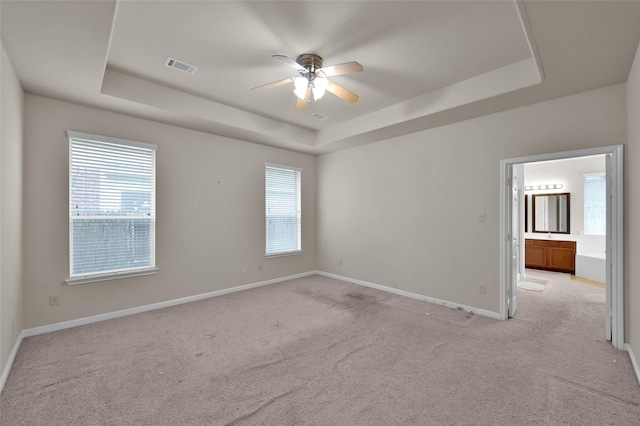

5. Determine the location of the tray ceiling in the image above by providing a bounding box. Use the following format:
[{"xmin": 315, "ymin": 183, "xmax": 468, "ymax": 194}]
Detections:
[{"xmin": 2, "ymin": 1, "xmax": 640, "ymax": 153}]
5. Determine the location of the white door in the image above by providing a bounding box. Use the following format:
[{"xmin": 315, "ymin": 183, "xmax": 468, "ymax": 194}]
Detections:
[
  {"xmin": 508, "ymin": 164, "xmax": 524, "ymax": 317},
  {"xmin": 605, "ymin": 153, "xmax": 612, "ymax": 341},
  {"xmin": 501, "ymin": 146, "xmax": 623, "ymax": 346}
]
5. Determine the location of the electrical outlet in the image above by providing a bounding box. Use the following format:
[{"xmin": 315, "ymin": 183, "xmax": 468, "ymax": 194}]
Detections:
[
  {"xmin": 258, "ymin": 264, "xmax": 263, "ymax": 271},
  {"xmin": 479, "ymin": 284, "xmax": 487, "ymax": 294},
  {"xmin": 49, "ymin": 295, "xmax": 60, "ymax": 306},
  {"xmin": 339, "ymin": 260, "xmax": 343, "ymax": 266},
  {"xmin": 241, "ymin": 265, "xmax": 246, "ymax": 274},
  {"xmin": 479, "ymin": 212, "xmax": 486, "ymax": 222}
]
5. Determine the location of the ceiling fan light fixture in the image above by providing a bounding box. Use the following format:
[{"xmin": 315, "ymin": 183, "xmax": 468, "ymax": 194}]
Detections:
[
  {"xmin": 252, "ymin": 54, "xmax": 363, "ymax": 109},
  {"xmin": 293, "ymin": 77, "xmax": 308, "ymax": 99},
  {"xmin": 312, "ymin": 77, "xmax": 328, "ymax": 101}
]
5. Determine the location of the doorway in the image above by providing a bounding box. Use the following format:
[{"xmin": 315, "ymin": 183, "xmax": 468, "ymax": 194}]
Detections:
[{"xmin": 499, "ymin": 145, "xmax": 624, "ymax": 349}]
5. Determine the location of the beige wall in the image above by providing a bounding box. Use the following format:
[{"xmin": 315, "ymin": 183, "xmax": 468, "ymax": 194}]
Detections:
[
  {"xmin": 7, "ymin": 51, "xmax": 640, "ymax": 360},
  {"xmin": 317, "ymin": 83, "xmax": 626, "ymax": 315},
  {"xmin": 22, "ymin": 95, "xmax": 317, "ymax": 328},
  {"xmin": 626, "ymin": 41, "xmax": 640, "ymax": 358},
  {"xmin": 1, "ymin": 44, "xmax": 24, "ymax": 369}
]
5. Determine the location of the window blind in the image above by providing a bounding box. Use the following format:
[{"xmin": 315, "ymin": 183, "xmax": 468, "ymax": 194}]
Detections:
[
  {"xmin": 265, "ymin": 164, "xmax": 301, "ymax": 255},
  {"xmin": 69, "ymin": 132, "xmax": 156, "ymax": 278},
  {"xmin": 584, "ymin": 174, "xmax": 606, "ymax": 236}
]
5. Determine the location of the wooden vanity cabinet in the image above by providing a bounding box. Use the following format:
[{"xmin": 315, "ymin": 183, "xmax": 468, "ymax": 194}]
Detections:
[{"xmin": 524, "ymin": 239, "xmax": 576, "ymax": 273}]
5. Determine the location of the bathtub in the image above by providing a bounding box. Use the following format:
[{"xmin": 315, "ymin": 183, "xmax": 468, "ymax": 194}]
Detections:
[{"xmin": 575, "ymin": 252, "xmax": 606, "ymax": 283}]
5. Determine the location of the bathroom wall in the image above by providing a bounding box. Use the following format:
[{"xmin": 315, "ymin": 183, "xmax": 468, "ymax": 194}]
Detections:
[{"xmin": 524, "ymin": 155, "xmax": 606, "ymax": 235}]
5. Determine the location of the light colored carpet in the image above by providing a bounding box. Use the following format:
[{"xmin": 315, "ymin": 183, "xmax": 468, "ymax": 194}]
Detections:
[{"xmin": 1, "ymin": 273, "xmax": 639, "ymax": 425}]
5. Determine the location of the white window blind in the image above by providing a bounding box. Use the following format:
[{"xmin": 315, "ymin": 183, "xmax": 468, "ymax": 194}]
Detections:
[
  {"xmin": 68, "ymin": 131, "xmax": 157, "ymax": 283},
  {"xmin": 265, "ymin": 164, "xmax": 302, "ymax": 256},
  {"xmin": 584, "ymin": 173, "xmax": 606, "ymax": 236}
]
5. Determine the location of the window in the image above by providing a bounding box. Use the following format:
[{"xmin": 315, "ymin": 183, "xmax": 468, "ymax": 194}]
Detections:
[
  {"xmin": 66, "ymin": 131, "xmax": 158, "ymax": 285},
  {"xmin": 584, "ymin": 173, "xmax": 606, "ymax": 236},
  {"xmin": 265, "ymin": 163, "xmax": 302, "ymax": 256}
]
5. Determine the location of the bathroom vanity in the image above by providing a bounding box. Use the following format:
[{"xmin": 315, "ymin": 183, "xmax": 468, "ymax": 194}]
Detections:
[{"xmin": 524, "ymin": 238, "xmax": 576, "ymax": 273}]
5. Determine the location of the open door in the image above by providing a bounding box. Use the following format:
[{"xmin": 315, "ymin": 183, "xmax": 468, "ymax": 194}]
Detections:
[
  {"xmin": 501, "ymin": 146, "xmax": 623, "ymax": 347},
  {"xmin": 605, "ymin": 153, "xmax": 612, "ymax": 341},
  {"xmin": 507, "ymin": 164, "xmax": 524, "ymax": 318}
]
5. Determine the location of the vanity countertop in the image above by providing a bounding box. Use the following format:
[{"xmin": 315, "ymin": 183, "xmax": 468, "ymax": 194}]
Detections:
[{"xmin": 524, "ymin": 233, "xmax": 579, "ymax": 242}]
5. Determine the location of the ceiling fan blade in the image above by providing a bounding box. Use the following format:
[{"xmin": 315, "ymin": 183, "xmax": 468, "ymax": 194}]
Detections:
[
  {"xmin": 250, "ymin": 77, "xmax": 294, "ymax": 91},
  {"xmin": 326, "ymin": 80, "xmax": 359, "ymax": 103},
  {"xmin": 295, "ymin": 85, "xmax": 311, "ymax": 110},
  {"xmin": 319, "ymin": 61, "xmax": 363, "ymax": 77},
  {"xmin": 272, "ymin": 55, "xmax": 306, "ymax": 72}
]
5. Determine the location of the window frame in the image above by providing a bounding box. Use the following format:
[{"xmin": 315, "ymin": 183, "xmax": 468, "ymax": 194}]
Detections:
[
  {"xmin": 265, "ymin": 162, "xmax": 303, "ymax": 258},
  {"xmin": 65, "ymin": 131, "xmax": 158, "ymax": 285}
]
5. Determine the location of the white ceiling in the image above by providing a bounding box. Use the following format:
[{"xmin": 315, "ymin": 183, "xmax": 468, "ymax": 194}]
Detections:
[{"xmin": 2, "ymin": 1, "xmax": 640, "ymax": 154}]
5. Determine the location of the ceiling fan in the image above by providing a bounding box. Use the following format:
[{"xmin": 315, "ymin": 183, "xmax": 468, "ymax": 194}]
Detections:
[{"xmin": 251, "ymin": 54, "xmax": 364, "ymax": 110}]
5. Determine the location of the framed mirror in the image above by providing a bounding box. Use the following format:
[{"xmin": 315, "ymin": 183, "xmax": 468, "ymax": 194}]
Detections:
[{"xmin": 532, "ymin": 192, "xmax": 570, "ymax": 234}]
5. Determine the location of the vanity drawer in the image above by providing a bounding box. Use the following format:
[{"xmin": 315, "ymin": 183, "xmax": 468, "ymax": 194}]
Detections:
[{"xmin": 535, "ymin": 240, "xmax": 560, "ymax": 247}]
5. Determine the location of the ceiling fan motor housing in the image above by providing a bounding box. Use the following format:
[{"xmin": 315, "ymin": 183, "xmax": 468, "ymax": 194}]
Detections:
[{"xmin": 296, "ymin": 54, "xmax": 323, "ymax": 74}]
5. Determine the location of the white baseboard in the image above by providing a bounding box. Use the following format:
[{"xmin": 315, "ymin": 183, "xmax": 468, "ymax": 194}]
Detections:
[
  {"xmin": 315, "ymin": 270, "xmax": 502, "ymax": 320},
  {"xmin": 22, "ymin": 271, "xmax": 316, "ymax": 338},
  {"xmin": 624, "ymin": 343, "xmax": 640, "ymax": 387},
  {"xmin": 0, "ymin": 271, "xmax": 316, "ymax": 395},
  {"xmin": 3, "ymin": 269, "xmax": 635, "ymax": 395},
  {"xmin": 0, "ymin": 330, "xmax": 26, "ymax": 395},
  {"xmin": 3, "ymin": 269, "xmax": 498, "ymax": 394}
]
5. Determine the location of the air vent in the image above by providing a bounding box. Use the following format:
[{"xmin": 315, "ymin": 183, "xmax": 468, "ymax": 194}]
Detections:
[
  {"xmin": 164, "ymin": 57, "xmax": 198, "ymax": 75},
  {"xmin": 311, "ymin": 113, "xmax": 330, "ymax": 121}
]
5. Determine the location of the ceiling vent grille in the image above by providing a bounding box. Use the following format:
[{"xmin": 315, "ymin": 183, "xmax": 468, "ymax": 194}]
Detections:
[
  {"xmin": 164, "ymin": 57, "xmax": 198, "ymax": 75},
  {"xmin": 311, "ymin": 113, "xmax": 330, "ymax": 121}
]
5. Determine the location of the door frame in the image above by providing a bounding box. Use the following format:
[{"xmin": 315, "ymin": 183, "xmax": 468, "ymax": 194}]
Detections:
[
  {"xmin": 506, "ymin": 163, "xmax": 525, "ymax": 317},
  {"xmin": 499, "ymin": 145, "xmax": 624, "ymax": 349}
]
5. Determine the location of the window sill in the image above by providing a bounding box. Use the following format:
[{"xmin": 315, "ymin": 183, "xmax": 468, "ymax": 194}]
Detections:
[
  {"xmin": 265, "ymin": 250, "xmax": 303, "ymax": 259},
  {"xmin": 66, "ymin": 267, "xmax": 159, "ymax": 286}
]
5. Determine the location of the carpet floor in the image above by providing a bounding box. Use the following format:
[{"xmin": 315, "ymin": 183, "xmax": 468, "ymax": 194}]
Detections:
[{"xmin": 1, "ymin": 272, "xmax": 639, "ymax": 425}]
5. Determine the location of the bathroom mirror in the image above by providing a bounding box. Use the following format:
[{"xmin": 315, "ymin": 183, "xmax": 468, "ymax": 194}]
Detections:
[{"xmin": 532, "ymin": 192, "xmax": 570, "ymax": 234}]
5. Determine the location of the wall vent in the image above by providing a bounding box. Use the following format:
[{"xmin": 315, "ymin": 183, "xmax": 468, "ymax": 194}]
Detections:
[
  {"xmin": 311, "ymin": 113, "xmax": 330, "ymax": 121},
  {"xmin": 164, "ymin": 57, "xmax": 198, "ymax": 75}
]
